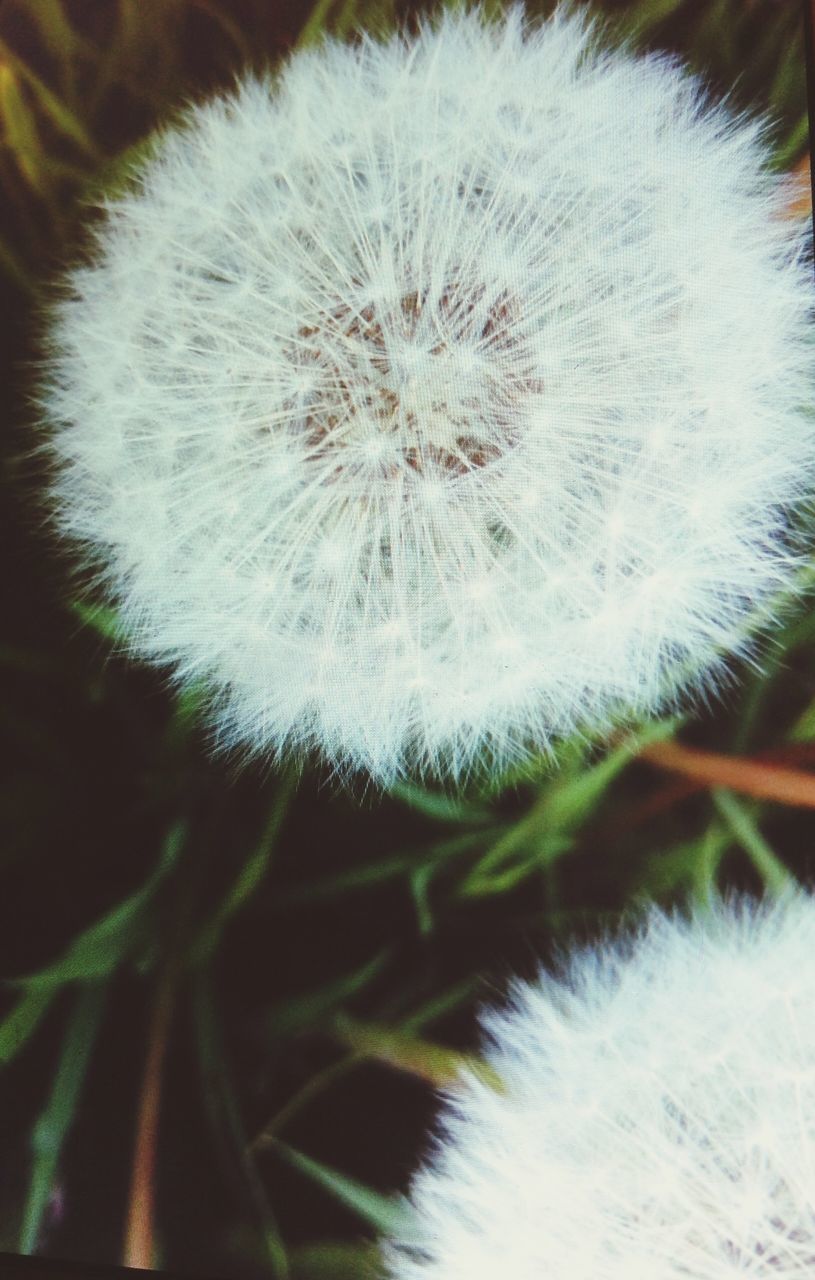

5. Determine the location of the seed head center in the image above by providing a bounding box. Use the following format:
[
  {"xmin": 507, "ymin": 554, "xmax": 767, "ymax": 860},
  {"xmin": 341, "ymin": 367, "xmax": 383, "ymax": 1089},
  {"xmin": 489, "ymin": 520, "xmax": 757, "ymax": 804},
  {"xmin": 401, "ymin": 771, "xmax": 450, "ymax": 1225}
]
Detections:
[{"xmin": 290, "ymin": 282, "xmax": 532, "ymax": 481}]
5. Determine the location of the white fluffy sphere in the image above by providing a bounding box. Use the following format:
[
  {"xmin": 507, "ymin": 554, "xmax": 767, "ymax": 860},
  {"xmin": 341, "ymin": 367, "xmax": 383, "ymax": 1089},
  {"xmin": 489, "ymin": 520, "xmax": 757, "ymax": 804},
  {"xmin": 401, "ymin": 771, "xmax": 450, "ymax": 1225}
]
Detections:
[
  {"xmin": 43, "ymin": 6, "xmax": 814, "ymax": 783},
  {"xmin": 386, "ymin": 892, "xmax": 815, "ymax": 1278}
]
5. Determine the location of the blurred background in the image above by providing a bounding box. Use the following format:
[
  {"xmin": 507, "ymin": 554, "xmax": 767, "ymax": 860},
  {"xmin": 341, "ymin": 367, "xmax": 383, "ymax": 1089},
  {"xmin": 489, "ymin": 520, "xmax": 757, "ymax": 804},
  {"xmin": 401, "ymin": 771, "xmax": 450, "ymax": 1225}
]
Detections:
[{"xmin": 0, "ymin": 1, "xmax": 812, "ymax": 1277}]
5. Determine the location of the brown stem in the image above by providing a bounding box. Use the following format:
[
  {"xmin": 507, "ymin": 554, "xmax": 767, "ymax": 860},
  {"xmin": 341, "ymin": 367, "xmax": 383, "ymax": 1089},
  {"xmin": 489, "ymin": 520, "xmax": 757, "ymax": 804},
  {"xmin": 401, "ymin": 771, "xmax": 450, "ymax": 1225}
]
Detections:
[
  {"xmin": 123, "ymin": 960, "xmax": 179, "ymax": 1270},
  {"xmin": 639, "ymin": 739, "xmax": 815, "ymax": 809}
]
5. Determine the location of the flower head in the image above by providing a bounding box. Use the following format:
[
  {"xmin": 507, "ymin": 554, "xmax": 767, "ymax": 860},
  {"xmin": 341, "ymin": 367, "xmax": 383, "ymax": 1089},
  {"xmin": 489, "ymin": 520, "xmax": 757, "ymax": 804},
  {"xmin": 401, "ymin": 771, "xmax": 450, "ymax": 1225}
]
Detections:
[
  {"xmin": 386, "ymin": 892, "xmax": 815, "ymax": 1278},
  {"xmin": 42, "ymin": 6, "xmax": 814, "ymax": 784}
]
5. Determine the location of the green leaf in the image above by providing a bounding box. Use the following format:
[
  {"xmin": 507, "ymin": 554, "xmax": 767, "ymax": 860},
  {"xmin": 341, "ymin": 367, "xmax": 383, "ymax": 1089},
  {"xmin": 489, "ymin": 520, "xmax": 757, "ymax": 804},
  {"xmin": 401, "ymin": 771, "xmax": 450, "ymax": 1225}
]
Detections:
[
  {"xmin": 24, "ymin": 0, "xmax": 93, "ymax": 112},
  {"xmin": 461, "ymin": 718, "xmax": 683, "ymax": 897},
  {"xmin": 544, "ymin": 717, "xmax": 684, "ymax": 833},
  {"xmin": 275, "ymin": 828, "xmax": 495, "ymax": 907},
  {"xmin": 788, "ymin": 695, "xmax": 815, "ymax": 743},
  {"xmin": 297, "ymin": 0, "xmax": 338, "ymax": 47},
  {"xmin": 0, "ymin": 227, "xmax": 35, "ymax": 293},
  {"xmin": 18, "ymin": 983, "xmax": 108, "ymax": 1253},
  {"xmin": 331, "ymin": 1014, "xmax": 501, "ymax": 1091},
  {"xmin": 252, "ymin": 1058, "xmax": 363, "ymax": 1153},
  {"xmin": 297, "ymin": 0, "xmax": 397, "ymax": 46},
  {"xmin": 26, "ymin": 0, "xmax": 84, "ymax": 64},
  {"xmin": 83, "ymin": 132, "xmax": 163, "ymax": 204},
  {"xmin": 191, "ymin": 772, "xmax": 297, "ymax": 966},
  {"xmin": 616, "ymin": 0, "xmax": 687, "ymax": 40},
  {"xmin": 632, "ymin": 827, "xmax": 731, "ymax": 905},
  {"xmin": 8, "ymin": 823, "xmax": 185, "ymax": 989},
  {"xmin": 773, "ymin": 113, "xmax": 810, "ymax": 172},
  {"xmin": 399, "ymin": 977, "xmax": 478, "ymax": 1034},
  {"xmin": 0, "ymin": 38, "xmax": 97, "ymax": 155},
  {"xmin": 271, "ymin": 1140, "xmax": 415, "ymax": 1237},
  {"xmin": 262, "ymin": 950, "xmax": 391, "ymax": 1038},
  {"xmin": 409, "ymin": 864, "xmax": 434, "ymax": 936},
  {"xmin": 712, "ymin": 790, "xmax": 795, "ymax": 895},
  {"xmin": 290, "ymin": 1241, "xmax": 384, "ymax": 1280},
  {"xmin": 0, "ymin": 62, "xmax": 48, "ymax": 196},
  {"xmin": 186, "ymin": 0, "xmax": 255, "ymax": 62},
  {"xmin": 460, "ymin": 834, "xmax": 574, "ymax": 899},
  {"xmin": 193, "ymin": 974, "xmax": 289, "ymax": 1278},
  {"xmin": 69, "ymin": 599, "xmax": 125, "ymax": 643},
  {"xmin": 0, "ymin": 986, "xmax": 58, "ymax": 1065},
  {"xmin": 389, "ymin": 780, "xmax": 492, "ymax": 825}
]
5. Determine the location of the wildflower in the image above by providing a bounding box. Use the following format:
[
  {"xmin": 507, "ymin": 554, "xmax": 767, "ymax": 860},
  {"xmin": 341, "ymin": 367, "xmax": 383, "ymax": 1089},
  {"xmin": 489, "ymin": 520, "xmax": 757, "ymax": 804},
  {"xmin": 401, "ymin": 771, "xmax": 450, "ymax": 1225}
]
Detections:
[
  {"xmin": 42, "ymin": 6, "xmax": 814, "ymax": 784},
  {"xmin": 386, "ymin": 892, "xmax": 815, "ymax": 1278}
]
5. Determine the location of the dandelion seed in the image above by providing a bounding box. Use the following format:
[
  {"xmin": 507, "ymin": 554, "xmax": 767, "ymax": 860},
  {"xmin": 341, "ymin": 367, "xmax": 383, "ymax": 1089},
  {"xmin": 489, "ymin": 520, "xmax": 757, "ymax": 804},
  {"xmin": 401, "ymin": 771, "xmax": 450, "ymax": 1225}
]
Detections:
[
  {"xmin": 41, "ymin": 6, "xmax": 815, "ymax": 784},
  {"xmin": 386, "ymin": 892, "xmax": 815, "ymax": 1279}
]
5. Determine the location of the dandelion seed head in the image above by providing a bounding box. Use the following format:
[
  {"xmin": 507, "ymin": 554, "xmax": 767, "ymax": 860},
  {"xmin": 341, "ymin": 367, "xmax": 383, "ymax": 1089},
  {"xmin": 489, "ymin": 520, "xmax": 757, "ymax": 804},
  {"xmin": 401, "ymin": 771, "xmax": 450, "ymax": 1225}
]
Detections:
[
  {"xmin": 42, "ymin": 6, "xmax": 815, "ymax": 783},
  {"xmin": 386, "ymin": 892, "xmax": 815, "ymax": 1279}
]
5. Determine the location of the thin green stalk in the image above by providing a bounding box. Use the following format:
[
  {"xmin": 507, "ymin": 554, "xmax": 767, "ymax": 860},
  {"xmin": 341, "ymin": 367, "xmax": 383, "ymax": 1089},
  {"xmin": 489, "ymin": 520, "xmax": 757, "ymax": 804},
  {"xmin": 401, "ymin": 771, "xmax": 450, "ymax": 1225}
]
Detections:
[
  {"xmin": 19, "ymin": 982, "xmax": 108, "ymax": 1254},
  {"xmin": 712, "ymin": 789, "xmax": 795, "ymax": 896}
]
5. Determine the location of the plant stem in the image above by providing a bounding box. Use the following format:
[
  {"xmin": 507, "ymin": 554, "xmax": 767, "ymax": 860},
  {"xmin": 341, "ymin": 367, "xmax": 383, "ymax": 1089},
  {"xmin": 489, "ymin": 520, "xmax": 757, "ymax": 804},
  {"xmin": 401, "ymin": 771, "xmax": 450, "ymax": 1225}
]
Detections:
[
  {"xmin": 640, "ymin": 739, "xmax": 815, "ymax": 808},
  {"xmin": 122, "ymin": 957, "xmax": 179, "ymax": 1270}
]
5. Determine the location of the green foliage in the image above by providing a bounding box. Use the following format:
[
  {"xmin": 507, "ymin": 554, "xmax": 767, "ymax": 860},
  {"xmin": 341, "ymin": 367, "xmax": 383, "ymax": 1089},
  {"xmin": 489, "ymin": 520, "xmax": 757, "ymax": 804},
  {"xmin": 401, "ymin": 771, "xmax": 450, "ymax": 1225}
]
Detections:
[
  {"xmin": 0, "ymin": 0, "xmax": 811, "ymax": 1277},
  {"xmin": 272, "ymin": 1141, "xmax": 414, "ymax": 1238},
  {"xmin": 18, "ymin": 984, "xmax": 107, "ymax": 1254},
  {"xmin": 7, "ymin": 822, "xmax": 185, "ymax": 990}
]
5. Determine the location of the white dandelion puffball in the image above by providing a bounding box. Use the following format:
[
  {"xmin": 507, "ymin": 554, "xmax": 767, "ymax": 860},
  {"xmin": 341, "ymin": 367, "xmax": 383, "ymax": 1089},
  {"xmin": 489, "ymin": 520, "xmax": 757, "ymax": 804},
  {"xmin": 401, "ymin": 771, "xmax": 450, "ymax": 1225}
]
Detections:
[
  {"xmin": 43, "ymin": 5, "xmax": 814, "ymax": 784},
  {"xmin": 386, "ymin": 891, "xmax": 815, "ymax": 1278}
]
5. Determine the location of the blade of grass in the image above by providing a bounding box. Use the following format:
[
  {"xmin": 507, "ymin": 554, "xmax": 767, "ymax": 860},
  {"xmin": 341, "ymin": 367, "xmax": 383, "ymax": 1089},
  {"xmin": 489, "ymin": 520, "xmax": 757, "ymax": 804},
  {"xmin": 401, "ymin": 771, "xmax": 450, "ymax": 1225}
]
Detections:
[
  {"xmin": 18, "ymin": 982, "xmax": 108, "ymax": 1253},
  {"xmin": 190, "ymin": 770, "xmax": 297, "ymax": 966},
  {"xmin": 270, "ymin": 1140, "xmax": 415, "ymax": 1238},
  {"xmin": 0, "ymin": 229, "xmax": 35, "ymax": 294},
  {"xmin": 261, "ymin": 949, "xmax": 391, "ymax": 1038},
  {"xmin": 27, "ymin": 0, "xmax": 82, "ymax": 59},
  {"xmin": 409, "ymin": 864, "xmax": 434, "ymax": 935},
  {"xmin": 275, "ymin": 828, "xmax": 500, "ymax": 907},
  {"xmin": 398, "ymin": 977, "xmax": 479, "ymax": 1033},
  {"xmin": 330, "ymin": 1013, "xmax": 502, "ymax": 1091},
  {"xmin": 0, "ymin": 40, "xmax": 98, "ymax": 156},
  {"xmin": 389, "ymin": 779, "xmax": 492, "ymax": 825},
  {"xmin": 187, "ymin": 0, "xmax": 255, "ymax": 62},
  {"xmin": 787, "ymin": 695, "xmax": 815, "ymax": 743},
  {"xmin": 83, "ymin": 134, "xmax": 162, "ymax": 204},
  {"xmin": 461, "ymin": 718, "xmax": 682, "ymax": 896},
  {"xmin": 251, "ymin": 1055, "xmax": 363, "ymax": 1151},
  {"xmin": 70, "ymin": 600, "xmax": 124, "ymax": 643},
  {"xmin": 289, "ymin": 1242, "xmax": 383, "ymax": 1279},
  {"xmin": 689, "ymin": 823, "xmax": 732, "ymax": 907},
  {"xmin": 8, "ymin": 821, "xmax": 186, "ymax": 989},
  {"xmin": 251, "ymin": 978, "xmax": 480, "ymax": 1152},
  {"xmin": 90, "ymin": 0, "xmax": 185, "ymax": 114},
  {"xmin": 458, "ymin": 836, "xmax": 573, "ymax": 899},
  {"xmin": 543, "ymin": 718, "xmax": 683, "ymax": 831},
  {"xmin": 711, "ymin": 789, "xmax": 795, "ymax": 895},
  {"xmin": 633, "ymin": 826, "xmax": 732, "ymax": 905},
  {"xmin": 0, "ymin": 62, "xmax": 49, "ymax": 198},
  {"xmin": 297, "ymin": 0, "xmax": 337, "ymax": 47},
  {"xmin": 24, "ymin": 0, "xmax": 88, "ymax": 101},
  {"xmin": 333, "ymin": 0, "xmax": 364, "ymax": 38},
  {"xmin": 0, "ymin": 986, "xmax": 58, "ymax": 1066},
  {"xmin": 192, "ymin": 972, "xmax": 289, "ymax": 1278}
]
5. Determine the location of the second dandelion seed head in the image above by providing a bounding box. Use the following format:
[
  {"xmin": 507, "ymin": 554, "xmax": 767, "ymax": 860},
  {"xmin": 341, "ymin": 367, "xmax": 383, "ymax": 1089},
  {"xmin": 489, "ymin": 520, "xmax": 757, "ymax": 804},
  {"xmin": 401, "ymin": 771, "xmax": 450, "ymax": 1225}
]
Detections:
[{"xmin": 385, "ymin": 893, "xmax": 815, "ymax": 1278}]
